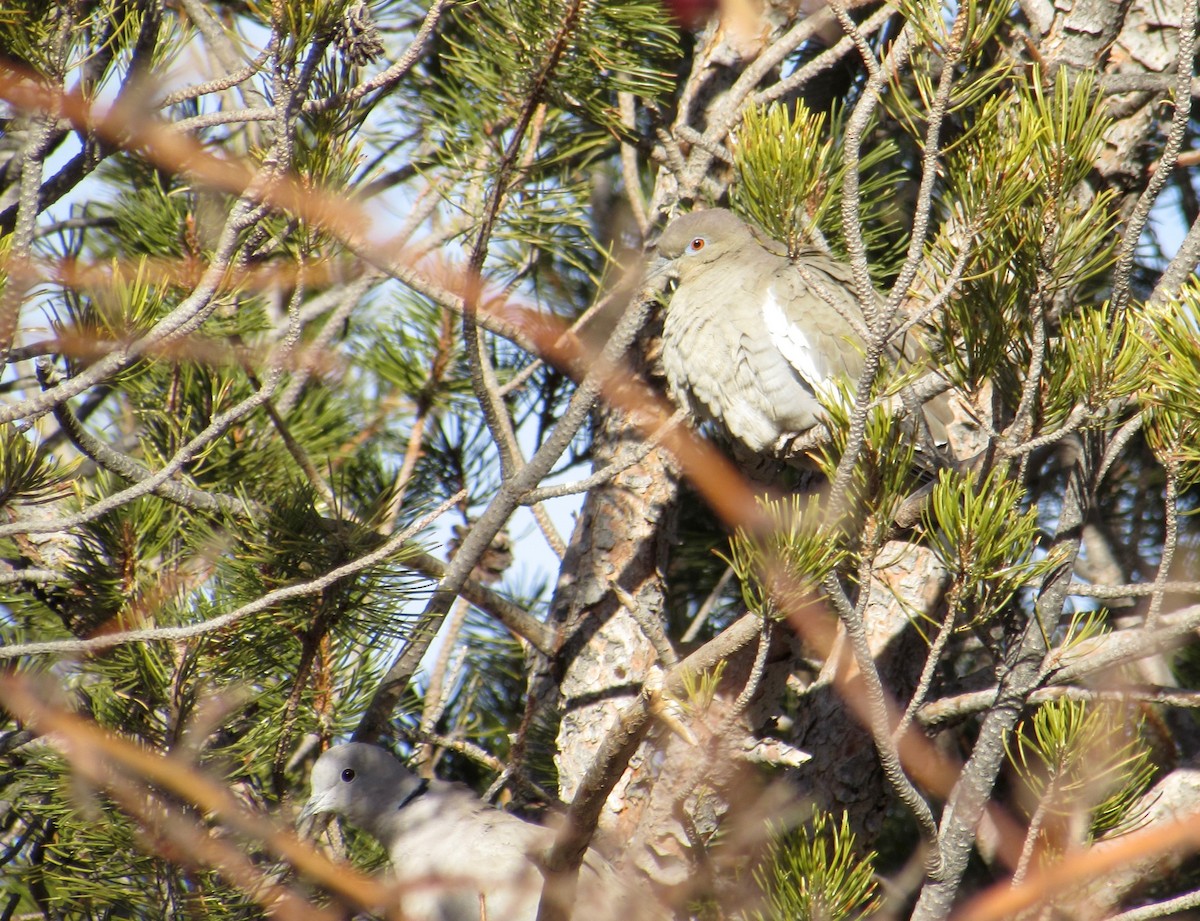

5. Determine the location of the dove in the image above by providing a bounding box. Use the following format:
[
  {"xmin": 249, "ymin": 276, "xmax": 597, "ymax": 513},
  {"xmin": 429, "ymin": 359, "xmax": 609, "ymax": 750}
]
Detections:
[
  {"xmin": 300, "ymin": 743, "xmax": 657, "ymax": 921},
  {"xmin": 653, "ymin": 208, "xmax": 949, "ymax": 458}
]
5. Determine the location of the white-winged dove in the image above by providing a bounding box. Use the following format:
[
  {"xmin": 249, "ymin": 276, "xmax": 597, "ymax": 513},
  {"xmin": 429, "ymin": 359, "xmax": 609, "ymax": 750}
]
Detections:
[
  {"xmin": 300, "ymin": 743, "xmax": 652, "ymax": 921},
  {"xmin": 653, "ymin": 208, "xmax": 945, "ymax": 456}
]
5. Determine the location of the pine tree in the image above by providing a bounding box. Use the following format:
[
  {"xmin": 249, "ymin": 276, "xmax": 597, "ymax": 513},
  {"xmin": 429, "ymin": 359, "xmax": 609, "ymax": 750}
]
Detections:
[{"xmin": 0, "ymin": 1, "xmax": 1198, "ymax": 920}]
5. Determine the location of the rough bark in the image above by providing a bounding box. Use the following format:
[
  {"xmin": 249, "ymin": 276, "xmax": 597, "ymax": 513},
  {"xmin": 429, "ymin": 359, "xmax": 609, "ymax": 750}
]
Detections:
[{"xmin": 529, "ymin": 403, "xmax": 679, "ymax": 823}]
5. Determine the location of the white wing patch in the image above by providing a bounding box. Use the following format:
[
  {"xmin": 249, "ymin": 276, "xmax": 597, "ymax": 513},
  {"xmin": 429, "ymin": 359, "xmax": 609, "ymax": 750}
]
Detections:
[{"xmin": 760, "ymin": 287, "xmax": 836, "ymax": 400}]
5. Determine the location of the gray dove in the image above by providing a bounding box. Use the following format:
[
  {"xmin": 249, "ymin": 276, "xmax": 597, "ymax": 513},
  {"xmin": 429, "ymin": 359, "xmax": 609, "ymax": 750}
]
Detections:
[
  {"xmin": 654, "ymin": 208, "xmax": 947, "ymax": 456},
  {"xmin": 301, "ymin": 743, "xmax": 652, "ymax": 921}
]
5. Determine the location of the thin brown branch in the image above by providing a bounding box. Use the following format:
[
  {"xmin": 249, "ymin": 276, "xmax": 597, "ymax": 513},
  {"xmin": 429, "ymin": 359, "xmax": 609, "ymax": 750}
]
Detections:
[
  {"xmin": 0, "ymin": 675, "xmax": 401, "ymax": 915},
  {"xmin": 957, "ymin": 803, "xmax": 1200, "ymax": 921},
  {"xmin": 822, "ymin": 564, "xmax": 943, "ymax": 871}
]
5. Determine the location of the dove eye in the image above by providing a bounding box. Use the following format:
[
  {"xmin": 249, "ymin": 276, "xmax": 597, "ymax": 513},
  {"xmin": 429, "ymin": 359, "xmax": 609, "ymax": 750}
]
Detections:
[
  {"xmin": 688, "ymin": 237, "xmax": 705, "ymax": 252},
  {"xmin": 341, "ymin": 768, "xmax": 356, "ymax": 782}
]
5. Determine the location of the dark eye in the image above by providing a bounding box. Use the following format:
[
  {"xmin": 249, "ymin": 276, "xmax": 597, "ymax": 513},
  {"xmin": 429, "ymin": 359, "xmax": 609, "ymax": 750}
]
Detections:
[
  {"xmin": 688, "ymin": 237, "xmax": 705, "ymax": 252},
  {"xmin": 341, "ymin": 768, "xmax": 356, "ymax": 782}
]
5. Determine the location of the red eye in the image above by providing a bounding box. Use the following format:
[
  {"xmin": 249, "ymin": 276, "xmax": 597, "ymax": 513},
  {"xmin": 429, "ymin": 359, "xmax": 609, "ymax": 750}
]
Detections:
[{"xmin": 688, "ymin": 237, "xmax": 705, "ymax": 252}]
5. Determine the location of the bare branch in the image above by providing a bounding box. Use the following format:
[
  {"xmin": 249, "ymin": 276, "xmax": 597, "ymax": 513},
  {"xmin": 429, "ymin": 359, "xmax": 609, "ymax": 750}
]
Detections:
[
  {"xmin": 1110, "ymin": 0, "xmax": 1197, "ymax": 311},
  {"xmin": 0, "ymin": 490, "xmax": 466, "ymax": 661}
]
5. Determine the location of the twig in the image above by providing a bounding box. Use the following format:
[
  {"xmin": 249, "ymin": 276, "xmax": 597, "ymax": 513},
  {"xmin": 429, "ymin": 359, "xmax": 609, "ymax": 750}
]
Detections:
[
  {"xmin": 729, "ymin": 615, "xmax": 772, "ymax": 717},
  {"xmin": 889, "ymin": 214, "xmax": 980, "ymax": 341},
  {"xmin": 156, "ymin": 45, "xmax": 274, "ymax": 108},
  {"xmin": 422, "ymin": 730, "xmax": 507, "ymax": 778},
  {"xmin": 613, "ymin": 583, "xmax": 678, "ymax": 668},
  {"xmin": 416, "ymin": 598, "xmax": 472, "ymax": 775},
  {"xmin": 754, "ymin": 5, "xmax": 894, "ymax": 106},
  {"xmin": 894, "ymin": 601, "xmax": 958, "ymax": 745},
  {"xmin": 1107, "ymin": 886, "xmax": 1200, "ymax": 921},
  {"xmin": 691, "ymin": 9, "xmax": 840, "ymax": 178},
  {"xmin": 0, "ymin": 490, "xmax": 467, "ymax": 660},
  {"xmin": 825, "ymin": 22, "xmax": 920, "ymax": 511},
  {"xmin": 1146, "ymin": 459, "xmax": 1181, "ymax": 629},
  {"xmin": 957, "ymin": 798, "xmax": 1200, "ymax": 921},
  {"xmin": 169, "ymin": 107, "xmax": 275, "ymax": 134},
  {"xmin": 617, "ymin": 91, "xmax": 649, "ymax": 236},
  {"xmin": 828, "ymin": 0, "xmax": 882, "ymax": 81},
  {"xmin": 1110, "ymin": 0, "xmax": 1197, "ymax": 312},
  {"xmin": 919, "ymin": 683, "xmax": 1200, "ymax": 730},
  {"xmin": 1047, "ymin": 603, "xmax": 1200, "ymax": 686},
  {"xmin": 1011, "ymin": 777, "xmax": 1056, "ymax": 887},
  {"xmin": 682, "ymin": 565, "xmax": 736, "ymax": 644},
  {"xmin": 401, "ymin": 546, "xmax": 555, "ymax": 655},
  {"xmin": 36, "ymin": 358, "xmax": 253, "ymax": 518},
  {"xmin": 459, "ymin": 97, "xmax": 565, "ymax": 559},
  {"xmin": 277, "ymin": 275, "xmax": 378, "ymax": 415},
  {"xmin": 0, "ymin": 137, "xmax": 110, "ymax": 237},
  {"xmin": 1001, "ymin": 404, "xmax": 1091, "ymax": 459},
  {"xmin": 522, "ymin": 417, "xmax": 679, "ymax": 503},
  {"xmin": 382, "ymin": 304, "xmax": 455, "ymax": 532},
  {"xmin": 821, "ymin": 565, "xmax": 943, "ymax": 873},
  {"xmin": 0, "ymin": 189, "xmax": 272, "ymax": 427},
  {"xmin": 643, "ymin": 98, "xmax": 686, "ymax": 186},
  {"xmin": 0, "ymin": 341, "xmax": 290, "ymax": 540},
  {"xmin": 1067, "ymin": 578, "xmax": 1200, "ymax": 599},
  {"xmin": 1097, "ymin": 410, "xmax": 1145, "ymax": 485},
  {"xmin": 0, "ymin": 569, "xmax": 71, "ymax": 585},
  {"xmin": 0, "ymin": 108, "xmax": 59, "ymax": 367},
  {"xmin": 176, "ymin": 0, "xmax": 269, "ymax": 109},
  {"xmin": 248, "ymin": 270, "xmax": 346, "ymax": 514},
  {"xmin": 303, "ymin": 0, "xmax": 452, "ymax": 115},
  {"xmin": 912, "ymin": 452, "xmax": 1092, "ymax": 921},
  {"xmin": 1001, "ymin": 238, "xmax": 1054, "ymax": 452},
  {"xmin": 1152, "ymin": 208, "xmax": 1200, "ymax": 304}
]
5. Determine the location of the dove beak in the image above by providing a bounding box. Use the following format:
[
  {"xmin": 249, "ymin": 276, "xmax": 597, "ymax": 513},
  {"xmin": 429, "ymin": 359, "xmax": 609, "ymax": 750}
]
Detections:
[
  {"xmin": 297, "ymin": 793, "xmax": 329, "ymax": 825},
  {"xmin": 644, "ymin": 253, "xmax": 677, "ymax": 287}
]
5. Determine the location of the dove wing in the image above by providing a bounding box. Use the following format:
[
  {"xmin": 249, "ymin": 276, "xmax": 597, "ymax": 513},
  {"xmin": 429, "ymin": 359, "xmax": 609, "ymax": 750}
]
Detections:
[{"xmin": 764, "ymin": 257, "xmax": 868, "ymax": 397}]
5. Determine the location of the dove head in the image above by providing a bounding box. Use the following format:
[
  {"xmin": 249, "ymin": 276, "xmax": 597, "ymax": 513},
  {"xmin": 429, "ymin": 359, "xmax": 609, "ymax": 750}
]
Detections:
[
  {"xmin": 301, "ymin": 743, "xmax": 426, "ymax": 831},
  {"xmin": 654, "ymin": 209, "xmax": 755, "ymax": 283}
]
